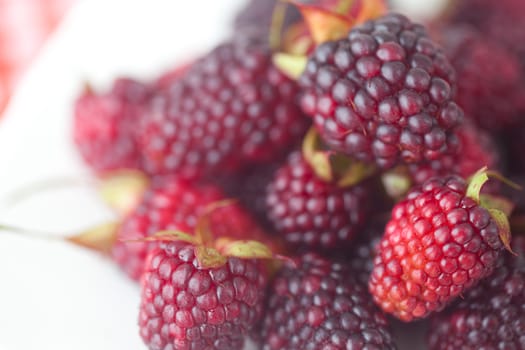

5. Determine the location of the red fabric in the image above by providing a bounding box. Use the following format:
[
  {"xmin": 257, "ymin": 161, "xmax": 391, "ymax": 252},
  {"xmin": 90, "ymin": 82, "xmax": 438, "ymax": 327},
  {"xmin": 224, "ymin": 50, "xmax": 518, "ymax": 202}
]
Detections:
[{"xmin": 0, "ymin": 0, "xmax": 73, "ymax": 116}]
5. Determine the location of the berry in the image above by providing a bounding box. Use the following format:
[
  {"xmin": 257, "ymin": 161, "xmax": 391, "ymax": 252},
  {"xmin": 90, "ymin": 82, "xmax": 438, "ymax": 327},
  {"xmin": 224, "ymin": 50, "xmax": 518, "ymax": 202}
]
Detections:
[
  {"xmin": 139, "ymin": 35, "xmax": 308, "ymax": 180},
  {"xmin": 407, "ymin": 121, "xmax": 499, "ymax": 185},
  {"xmin": 299, "ymin": 13, "xmax": 462, "ymax": 169},
  {"xmin": 369, "ymin": 175, "xmax": 508, "ymax": 321},
  {"xmin": 428, "ymin": 236, "xmax": 525, "ymax": 350},
  {"xmin": 73, "ymin": 78, "xmax": 150, "ymax": 174},
  {"xmin": 112, "ymin": 177, "xmax": 270, "ymax": 281},
  {"xmin": 266, "ymin": 151, "xmax": 371, "ymax": 250},
  {"xmin": 139, "ymin": 241, "xmax": 267, "ymax": 350},
  {"xmin": 438, "ymin": 25, "xmax": 525, "ymax": 130},
  {"xmin": 347, "ymin": 219, "xmax": 385, "ymax": 286},
  {"xmin": 260, "ymin": 253, "xmax": 395, "ymax": 350},
  {"xmin": 111, "ymin": 177, "xmax": 222, "ymax": 281}
]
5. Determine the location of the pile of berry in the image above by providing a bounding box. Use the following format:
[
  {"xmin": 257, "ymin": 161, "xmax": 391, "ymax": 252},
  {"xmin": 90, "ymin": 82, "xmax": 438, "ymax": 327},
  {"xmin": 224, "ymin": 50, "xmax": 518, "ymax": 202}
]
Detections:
[{"xmin": 70, "ymin": 1, "xmax": 525, "ymax": 349}]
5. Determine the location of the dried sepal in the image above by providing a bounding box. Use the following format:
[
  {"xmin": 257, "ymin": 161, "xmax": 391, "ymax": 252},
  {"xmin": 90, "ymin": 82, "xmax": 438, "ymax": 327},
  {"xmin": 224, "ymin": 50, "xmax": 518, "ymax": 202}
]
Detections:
[
  {"xmin": 194, "ymin": 246, "xmax": 227, "ymax": 269},
  {"xmin": 291, "ymin": 0, "xmax": 354, "ymax": 44},
  {"xmin": 479, "ymin": 195, "xmax": 515, "ymax": 218},
  {"xmin": 194, "ymin": 199, "xmax": 238, "ymax": 244},
  {"xmin": 302, "ymin": 127, "xmax": 375, "ymax": 186},
  {"xmin": 141, "ymin": 230, "xmax": 199, "ymax": 245},
  {"xmin": 67, "ymin": 222, "xmax": 119, "ymax": 254},
  {"xmin": 99, "ymin": 170, "xmax": 149, "ymax": 215},
  {"xmin": 381, "ymin": 167, "xmax": 411, "ymax": 199},
  {"xmin": 216, "ymin": 239, "xmax": 275, "ymax": 259},
  {"xmin": 273, "ymin": 52, "xmax": 308, "ymax": 79},
  {"xmin": 488, "ymin": 208, "xmax": 515, "ymax": 255},
  {"xmin": 466, "ymin": 167, "xmax": 489, "ymax": 203}
]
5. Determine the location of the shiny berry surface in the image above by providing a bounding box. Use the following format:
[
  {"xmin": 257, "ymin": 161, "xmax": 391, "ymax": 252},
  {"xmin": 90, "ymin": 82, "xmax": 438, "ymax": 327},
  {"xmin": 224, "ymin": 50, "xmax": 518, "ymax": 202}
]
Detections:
[
  {"xmin": 429, "ymin": 237, "xmax": 525, "ymax": 350},
  {"xmin": 299, "ymin": 13, "xmax": 462, "ymax": 169},
  {"xmin": 260, "ymin": 253, "xmax": 395, "ymax": 350},
  {"xmin": 139, "ymin": 35, "xmax": 308, "ymax": 180},
  {"xmin": 266, "ymin": 151, "xmax": 371, "ymax": 250},
  {"xmin": 139, "ymin": 242, "xmax": 267, "ymax": 350},
  {"xmin": 369, "ymin": 176, "xmax": 504, "ymax": 321}
]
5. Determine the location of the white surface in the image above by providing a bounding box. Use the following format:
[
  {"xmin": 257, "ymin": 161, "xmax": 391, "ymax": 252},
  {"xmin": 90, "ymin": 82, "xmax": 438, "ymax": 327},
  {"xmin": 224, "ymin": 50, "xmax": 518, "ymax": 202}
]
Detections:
[
  {"xmin": 0, "ymin": 1, "xmax": 445, "ymax": 349},
  {"xmin": 0, "ymin": 1, "xmax": 245, "ymax": 349}
]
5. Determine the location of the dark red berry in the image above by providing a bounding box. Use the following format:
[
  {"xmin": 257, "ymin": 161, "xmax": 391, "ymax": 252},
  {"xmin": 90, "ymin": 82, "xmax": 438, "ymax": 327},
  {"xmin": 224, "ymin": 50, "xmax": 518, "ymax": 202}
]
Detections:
[
  {"xmin": 369, "ymin": 176, "xmax": 506, "ymax": 321},
  {"xmin": 439, "ymin": 25, "xmax": 525, "ymax": 130},
  {"xmin": 73, "ymin": 78, "xmax": 150, "ymax": 174},
  {"xmin": 138, "ymin": 35, "xmax": 308, "ymax": 180},
  {"xmin": 260, "ymin": 253, "xmax": 396, "ymax": 350},
  {"xmin": 407, "ymin": 121, "xmax": 499, "ymax": 185},
  {"xmin": 139, "ymin": 241, "xmax": 267, "ymax": 350},
  {"xmin": 266, "ymin": 151, "xmax": 371, "ymax": 250},
  {"xmin": 111, "ymin": 177, "xmax": 222, "ymax": 281},
  {"xmin": 112, "ymin": 177, "xmax": 270, "ymax": 281},
  {"xmin": 299, "ymin": 13, "xmax": 462, "ymax": 169},
  {"xmin": 428, "ymin": 236, "xmax": 525, "ymax": 350}
]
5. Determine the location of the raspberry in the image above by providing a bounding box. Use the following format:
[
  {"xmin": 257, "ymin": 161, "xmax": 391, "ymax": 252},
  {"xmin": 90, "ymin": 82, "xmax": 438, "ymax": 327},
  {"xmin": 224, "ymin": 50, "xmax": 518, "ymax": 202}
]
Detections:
[
  {"xmin": 73, "ymin": 78, "xmax": 150, "ymax": 174},
  {"xmin": 260, "ymin": 253, "xmax": 395, "ymax": 350},
  {"xmin": 407, "ymin": 121, "xmax": 499, "ymax": 185},
  {"xmin": 439, "ymin": 25, "xmax": 525, "ymax": 130},
  {"xmin": 139, "ymin": 35, "xmax": 308, "ymax": 180},
  {"xmin": 369, "ymin": 175, "xmax": 507, "ymax": 321},
  {"xmin": 139, "ymin": 241, "xmax": 267, "ymax": 350},
  {"xmin": 428, "ymin": 237, "xmax": 525, "ymax": 350},
  {"xmin": 112, "ymin": 177, "xmax": 270, "ymax": 281},
  {"xmin": 111, "ymin": 177, "xmax": 223, "ymax": 281},
  {"xmin": 299, "ymin": 13, "xmax": 462, "ymax": 169},
  {"xmin": 266, "ymin": 151, "xmax": 371, "ymax": 251}
]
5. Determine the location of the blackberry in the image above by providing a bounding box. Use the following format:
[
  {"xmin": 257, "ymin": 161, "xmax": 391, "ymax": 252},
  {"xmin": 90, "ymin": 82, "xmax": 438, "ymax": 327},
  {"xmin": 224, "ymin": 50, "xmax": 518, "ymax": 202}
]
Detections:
[
  {"xmin": 139, "ymin": 241, "xmax": 267, "ymax": 350},
  {"xmin": 428, "ymin": 236, "xmax": 525, "ymax": 350},
  {"xmin": 266, "ymin": 151, "xmax": 371, "ymax": 251},
  {"xmin": 260, "ymin": 253, "xmax": 396, "ymax": 350},
  {"xmin": 73, "ymin": 78, "xmax": 150, "ymax": 174},
  {"xmin": 299, "ymin": 13, "xmax": 462, "ymax": 169},
  {"xmin": 139, "ymin": 35, "xmax": 308, "ymax": 180},
  {"xmin": 439, "ymin": 25, "xmax": 525, "ymax": 130}
]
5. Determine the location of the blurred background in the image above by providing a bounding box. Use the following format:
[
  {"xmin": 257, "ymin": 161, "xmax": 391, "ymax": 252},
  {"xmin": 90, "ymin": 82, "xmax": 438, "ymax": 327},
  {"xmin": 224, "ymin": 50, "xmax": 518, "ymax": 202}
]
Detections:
[{"xmin": 0, "ymin": 1, "xmax": 446, "ymax": 349}]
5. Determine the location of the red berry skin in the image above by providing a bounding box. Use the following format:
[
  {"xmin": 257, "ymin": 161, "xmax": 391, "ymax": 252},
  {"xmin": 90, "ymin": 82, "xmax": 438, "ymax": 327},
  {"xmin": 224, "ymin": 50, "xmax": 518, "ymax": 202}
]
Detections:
[
  {"xmin": 299, "ymin": 13, "xmax": 462, "ymax": 169},
  {"xmin": 112, "ymin": 177, "xmax": 269, "ymax": 281},
  {"xmin": 428, "ymin": 236, "xmax": 525, "ymax": 350},
  {"xmin": 369, "ymin": 176, "xmax": 504, "ymax": 321},
  {"xmin": 73, "ymin": 78, "xmax": 150, "ymax": 174},
  {"xmin": 139, "ymin": 242, "xmax": 267, "ymax": 350},
  {"xmin": 407, "ymin": 121, "xmax": 499, "ymax": 185},
  {"xmin": 260, "ymin": 253, "xmax": 396, "ymax": 350},
  {"xmin": 111, "ymin": 177, "xmax": 222, "ymax": 281},
  {"xmin": 138, "ymin": 35, "xmax": 308, "ymax": 180},
  {"xmin": 439, "ymin": 25, "xmax": 525, "ymax": 131},
  {"xmin": 266, "ymin": 151, "xmax": 371, "ymax": 251}
]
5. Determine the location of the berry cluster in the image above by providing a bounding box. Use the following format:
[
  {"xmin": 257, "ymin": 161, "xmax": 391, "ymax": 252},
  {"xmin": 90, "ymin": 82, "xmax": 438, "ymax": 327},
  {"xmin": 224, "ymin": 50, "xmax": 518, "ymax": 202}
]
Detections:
[{"xmin": 64, "ymin": 1, "xmax": 525, "ymax": 349}]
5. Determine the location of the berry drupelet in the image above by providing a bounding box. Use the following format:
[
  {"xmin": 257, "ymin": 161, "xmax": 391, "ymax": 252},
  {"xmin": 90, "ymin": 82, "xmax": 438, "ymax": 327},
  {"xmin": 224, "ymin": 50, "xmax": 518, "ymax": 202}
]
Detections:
[
  {"xmin": 369, "ymin": 174, "xmax": 509, "ymax": 321},
  {"xmin": 111, "ymin": 177, "xmax": 223, "ymax": 281},
  {"xmin": 260, "ymin": 253, "xmax": 396, "ymax": 350},
  {"xmin": 299, "ymin": 13, "xmax": 462, "ymax": 169},
  {"xmin": 139, "ymin": 241, "xmax": 267, "ymax": 350},
  {"xmin": 139, "ymin": 34, "xmax": 308, "ymax": 180},
  {"xmin": 438, "ymin": 25, "xmax": 525, "ymax": 131},
  {"xmin": 73, "ymin": 78, "xmax": 150, "ymax": 174},
  {"xmin": 266, "ymin": 151, "xmax": 371, "ymax": 251},
  {"xmin": 428, "ymin": 236, "xmax": 525, "ymax": 350},
  {"xmin": 407, "ymin": 121, "xmax": 499, "ymax": 185},
  {"xmin": 112, "ymin": 177, "xmax": 270, "ymax": 281}
]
